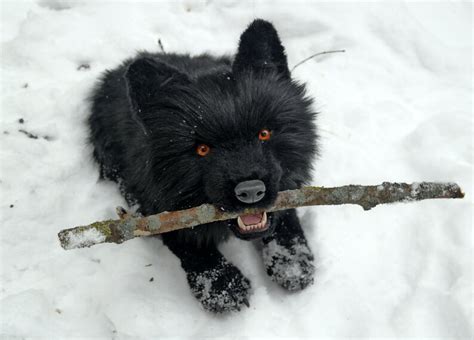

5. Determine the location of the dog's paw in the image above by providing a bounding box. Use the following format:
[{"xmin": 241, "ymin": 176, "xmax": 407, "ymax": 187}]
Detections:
[
  {"xmin": 262, "ymin": 236, "xmax": 315, "ymax": 291},
  {"xmin": 187, "ymin": 258, "xmax": 251, "ymax": 313}
]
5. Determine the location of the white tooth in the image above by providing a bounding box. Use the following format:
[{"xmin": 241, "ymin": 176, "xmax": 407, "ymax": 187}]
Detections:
[{"xmin": 238, "ymin": 217, "xmax": 249, "ymax": 231}]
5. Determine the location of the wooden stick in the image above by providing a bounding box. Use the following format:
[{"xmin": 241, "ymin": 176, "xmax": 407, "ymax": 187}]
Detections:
[{"xmin": 58, "ymin": 182, "xmax": 464, "ymax": 250}]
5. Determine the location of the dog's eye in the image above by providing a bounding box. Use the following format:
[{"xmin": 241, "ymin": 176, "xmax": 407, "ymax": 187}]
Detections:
[
  {"xmin": 258, "ymin": 129, "xmax": 271, "ymax": 141},
  {"xmin": 196, "ymin": 144, "xmax": 210, "ymax": 157}
]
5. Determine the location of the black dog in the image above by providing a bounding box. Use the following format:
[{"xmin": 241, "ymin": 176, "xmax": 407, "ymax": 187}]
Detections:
[{"xmin": 89, "ymin": 19, "xmax": 318, "ymax": 313}]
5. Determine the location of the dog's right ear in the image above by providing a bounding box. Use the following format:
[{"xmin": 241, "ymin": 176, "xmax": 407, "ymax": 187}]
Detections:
[{"xmin": 125, "ymin": 57, "xmax": 189, "ymax": 114}]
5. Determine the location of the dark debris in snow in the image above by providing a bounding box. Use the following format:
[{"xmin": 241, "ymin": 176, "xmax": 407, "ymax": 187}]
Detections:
[{"xmin": 77, "ymin": 63, "xmax": 91, "ymax": 71}]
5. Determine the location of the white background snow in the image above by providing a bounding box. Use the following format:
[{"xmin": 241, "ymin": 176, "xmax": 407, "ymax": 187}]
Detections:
[{"xmin": 0, "ymin": 0, "xmax": 472, "ymax": 338}]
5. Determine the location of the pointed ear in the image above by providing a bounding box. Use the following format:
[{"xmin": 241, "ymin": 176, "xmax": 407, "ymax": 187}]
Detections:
[
  {"xmin": 232, "ymin": 19, "xmax": 290, "ymax": 78},
  {"xmin": 125, "ymin": 57, "xmax": 189, "ymax": 114}
]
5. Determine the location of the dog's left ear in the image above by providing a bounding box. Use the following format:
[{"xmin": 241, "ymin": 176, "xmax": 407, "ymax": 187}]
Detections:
[{"xmin": 233, "ymin": 19, "xmax": 289, "ymax": 78}]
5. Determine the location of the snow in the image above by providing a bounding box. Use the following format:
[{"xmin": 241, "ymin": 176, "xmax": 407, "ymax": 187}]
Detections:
[
  {"xmin": 0, "ymin": 0, "xmax": 472, "ymax": 338},
  {"xmin": 61, "ymin": 227, "xmax": 106, "ymax": 250}
]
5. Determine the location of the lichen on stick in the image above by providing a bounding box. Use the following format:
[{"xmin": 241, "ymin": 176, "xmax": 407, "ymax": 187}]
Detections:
[{"xmin": 57, "ymin": 182, "xmax": 464, "ymax": 250}]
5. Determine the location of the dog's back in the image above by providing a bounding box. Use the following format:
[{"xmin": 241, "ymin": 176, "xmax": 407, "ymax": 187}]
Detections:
[{"xmin": 88, "ymin": 52, "xmax": 231, "ymax": 208}]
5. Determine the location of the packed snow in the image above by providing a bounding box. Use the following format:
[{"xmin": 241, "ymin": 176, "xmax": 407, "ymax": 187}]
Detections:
[
  {"xmin": 0, "ymin": 1, "xmax": 472, "ymax": 338},
  {"xmin": 60, "ymin": 227, "xmax": 106, "ymax": 250}
]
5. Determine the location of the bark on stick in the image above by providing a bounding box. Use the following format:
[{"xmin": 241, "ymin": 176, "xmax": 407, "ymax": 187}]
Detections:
[{"xmin": 58, "ymin": 182, "xmax": 464, "ymax": 250}]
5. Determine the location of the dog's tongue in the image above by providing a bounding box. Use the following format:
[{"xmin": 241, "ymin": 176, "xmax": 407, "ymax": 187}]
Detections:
[{"xmin": 239, "ymin": 213, "xmax": 263, "ymax": 225}]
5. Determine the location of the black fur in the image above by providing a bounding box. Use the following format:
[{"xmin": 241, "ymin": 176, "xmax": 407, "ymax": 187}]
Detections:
[{"xmin": 89, "ymin": 19, "xmax": 318, "ymax": 313}]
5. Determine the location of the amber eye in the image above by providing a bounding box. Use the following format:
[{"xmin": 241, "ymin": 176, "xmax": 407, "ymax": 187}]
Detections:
[
  {"xmin": 196, "ymin": 144, "xmax": 210, "ymax": 157},
  {"xmin": 258, "ymin": 129, "xmax": 271, "ymax": 141}
]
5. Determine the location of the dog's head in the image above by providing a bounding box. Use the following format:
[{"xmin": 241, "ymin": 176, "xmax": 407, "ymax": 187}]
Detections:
[{"xmin": 125, "ymin": 20, "xmax": 318, "ymax": 241}]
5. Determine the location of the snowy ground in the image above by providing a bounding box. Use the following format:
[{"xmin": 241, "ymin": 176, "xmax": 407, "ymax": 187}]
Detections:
[{"xmin": 0, "ymin": 1, "xmax": 472, "ymax": 338}]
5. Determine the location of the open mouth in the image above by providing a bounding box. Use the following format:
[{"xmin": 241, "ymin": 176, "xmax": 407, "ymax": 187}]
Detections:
[{"xmin": 236, "ymin": 211, "xmax": 269, "ymax": 234}]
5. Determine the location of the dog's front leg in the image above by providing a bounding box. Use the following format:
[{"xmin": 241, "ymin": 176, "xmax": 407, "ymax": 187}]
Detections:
[
  {"xmin": 162, "ymin": 233, "xmax": 251, "ymax": 313},
  {"xmin": 261, "ymin": 209, "xmax": 315, "ymax": 291}
]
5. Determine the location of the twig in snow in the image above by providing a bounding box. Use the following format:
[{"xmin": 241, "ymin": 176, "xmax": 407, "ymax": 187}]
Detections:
[
  {"xmin": 158, "ymin": 39, "xmax": 165, "ymax": 53},
  {"xmin": 291, "ymin": 49, "xmax": 346, "ymax": 71},
  {"xmin": 19, "ymin": 129, "xmax": 38, "ymax": 139},
  {"xmin": 57, "ymin": 182, "xmax": 464, "ymax": 250},
  {"xmin": 18, "ymin": 129, "xmax": 53, "ymax": 141}
]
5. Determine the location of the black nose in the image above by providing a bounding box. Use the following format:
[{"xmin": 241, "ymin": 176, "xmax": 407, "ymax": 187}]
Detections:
[{"xmin": 234, "ymin": 180, "xmax": 266, "ymax": 204}]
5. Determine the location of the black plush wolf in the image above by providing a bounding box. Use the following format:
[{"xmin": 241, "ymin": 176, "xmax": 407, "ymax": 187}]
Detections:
[{"xmin": 89, "ymin": 19, "xmax": 318, "ymax": 313}]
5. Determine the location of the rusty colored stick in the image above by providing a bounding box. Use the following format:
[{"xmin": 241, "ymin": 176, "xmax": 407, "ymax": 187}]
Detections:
[{"xmin": 58, "ymin": 182, "xmax": 464, "ymax": 250}]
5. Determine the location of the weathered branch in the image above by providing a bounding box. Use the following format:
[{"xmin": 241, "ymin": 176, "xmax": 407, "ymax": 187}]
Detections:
[{"xmin": 58, "ymin": 182, "xmax": 464, "ymax": 250}]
